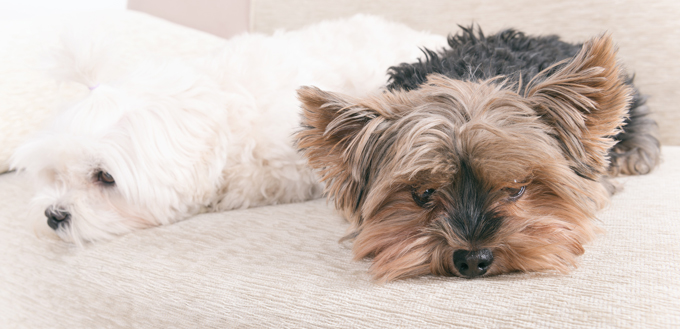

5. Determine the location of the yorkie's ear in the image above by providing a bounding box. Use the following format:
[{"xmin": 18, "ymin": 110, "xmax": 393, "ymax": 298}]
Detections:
[
  {"xmin": 526, "ymin": 34, "xmax": 632, "ymax": 180},
  {"xmin": 297, "ymin": 86, "xmax": 384, "ymax": 216}
]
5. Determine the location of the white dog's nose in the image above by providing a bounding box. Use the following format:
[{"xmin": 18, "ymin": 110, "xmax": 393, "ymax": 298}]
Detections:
[{"xmin": 45, "ymin": 207, "xmax": 70, "ymax": 230}]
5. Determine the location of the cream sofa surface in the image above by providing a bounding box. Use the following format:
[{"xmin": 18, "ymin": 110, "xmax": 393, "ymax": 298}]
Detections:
[{"xmin": 1, "ymin": 4, "xmax": 680, "ymax": 329}]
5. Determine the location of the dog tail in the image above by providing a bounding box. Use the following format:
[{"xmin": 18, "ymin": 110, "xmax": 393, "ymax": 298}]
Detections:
[{"xmin": 47, "ymin": 27, "xmax": 118, "ymax": 90}]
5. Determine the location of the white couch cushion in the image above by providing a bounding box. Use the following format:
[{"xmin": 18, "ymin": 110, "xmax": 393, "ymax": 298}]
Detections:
[{"xmin": 1, "ymin": 146, "xmax": 679, "ymax": 327}]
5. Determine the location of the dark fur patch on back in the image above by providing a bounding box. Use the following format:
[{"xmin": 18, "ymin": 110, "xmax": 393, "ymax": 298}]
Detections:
[
  {"xmin": 387, "ymin": 25, "xmax": 660, "ymax": 177},
  {"xmin": 387, "ymin": 26, "xmax": 581, "ymax": 91}
]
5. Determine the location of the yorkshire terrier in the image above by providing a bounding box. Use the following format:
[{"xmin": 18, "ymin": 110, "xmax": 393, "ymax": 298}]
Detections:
[{"xmin": 297, "ymin": 27, "xmax": 660, "ymax": 281}]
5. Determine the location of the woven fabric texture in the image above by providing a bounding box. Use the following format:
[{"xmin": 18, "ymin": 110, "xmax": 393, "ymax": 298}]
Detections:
[{"xmin": 1, "ymin": 147, "xmax": 679, "ymax": 328}]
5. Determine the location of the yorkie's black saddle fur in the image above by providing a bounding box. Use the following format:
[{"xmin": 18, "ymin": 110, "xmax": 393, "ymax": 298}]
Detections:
[{"xmin": 387, "ymin": 26, "xmax": 659, "ymax": 176}]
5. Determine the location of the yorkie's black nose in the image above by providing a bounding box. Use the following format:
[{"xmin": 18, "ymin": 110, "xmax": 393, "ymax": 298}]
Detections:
[
  {"xmin": 45, "ymin": 207, "xmax": 70, "ymax": 230},
  {"xmin": 453, "ymin": 249, "xmax": 493, "ymax": 278}
]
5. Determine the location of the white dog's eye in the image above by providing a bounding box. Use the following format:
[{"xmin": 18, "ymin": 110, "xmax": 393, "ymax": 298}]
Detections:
[{"xmin": 96, "ymin": 171, "xmax": 115, "ymax": 186}]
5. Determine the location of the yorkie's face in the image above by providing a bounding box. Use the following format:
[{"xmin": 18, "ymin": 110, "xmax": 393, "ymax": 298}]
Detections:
[{"xmin": 297, "ymin": 36, "xmax": 630, "ymax": 281}]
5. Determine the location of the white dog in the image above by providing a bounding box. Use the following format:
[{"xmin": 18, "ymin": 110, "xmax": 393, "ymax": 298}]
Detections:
[{"xmin": 10, "ymin": 15, "xmax": 446, "ymax": 245}]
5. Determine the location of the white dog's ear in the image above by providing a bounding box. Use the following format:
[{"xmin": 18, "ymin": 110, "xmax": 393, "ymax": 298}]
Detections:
[{"xmin": 47, "ymin": 26, "xmax": 119, "ymax": 89}]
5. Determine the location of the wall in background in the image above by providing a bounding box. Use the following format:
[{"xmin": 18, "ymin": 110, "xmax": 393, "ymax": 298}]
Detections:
[
  {"xmin": 0, "ymin": 0, "xmax": 128, "ymax": 20},
  {"xmin": 128, "ymin": 0, "xmax": 249, "ymax": 39},
  {"xmin": 0, "ymin": 0, "xmax": 249, "ymax": 40}
]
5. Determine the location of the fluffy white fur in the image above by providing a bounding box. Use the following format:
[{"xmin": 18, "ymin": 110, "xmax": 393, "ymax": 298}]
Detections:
[{"xmin": 10, "ymin": 15, "xmax": 447, "ymax": 245}]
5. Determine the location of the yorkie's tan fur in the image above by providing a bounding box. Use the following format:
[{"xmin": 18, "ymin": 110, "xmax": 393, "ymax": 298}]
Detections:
[{"xmin": 297, "ymin": 35, "xmax": 657, "ymax": 281}]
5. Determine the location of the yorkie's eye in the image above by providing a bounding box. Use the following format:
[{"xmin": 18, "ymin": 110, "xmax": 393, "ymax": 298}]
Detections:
[
  {"xmin": 96, "ymin": 171, "xmax": 115, "ymax": 186},
  {"xmin": 504, "ymin": 186, "xmax": 526, "ymax": 201},
  {"xmin": 412, "ymin": 188, "xmax": 436, "ymax": 207}
]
